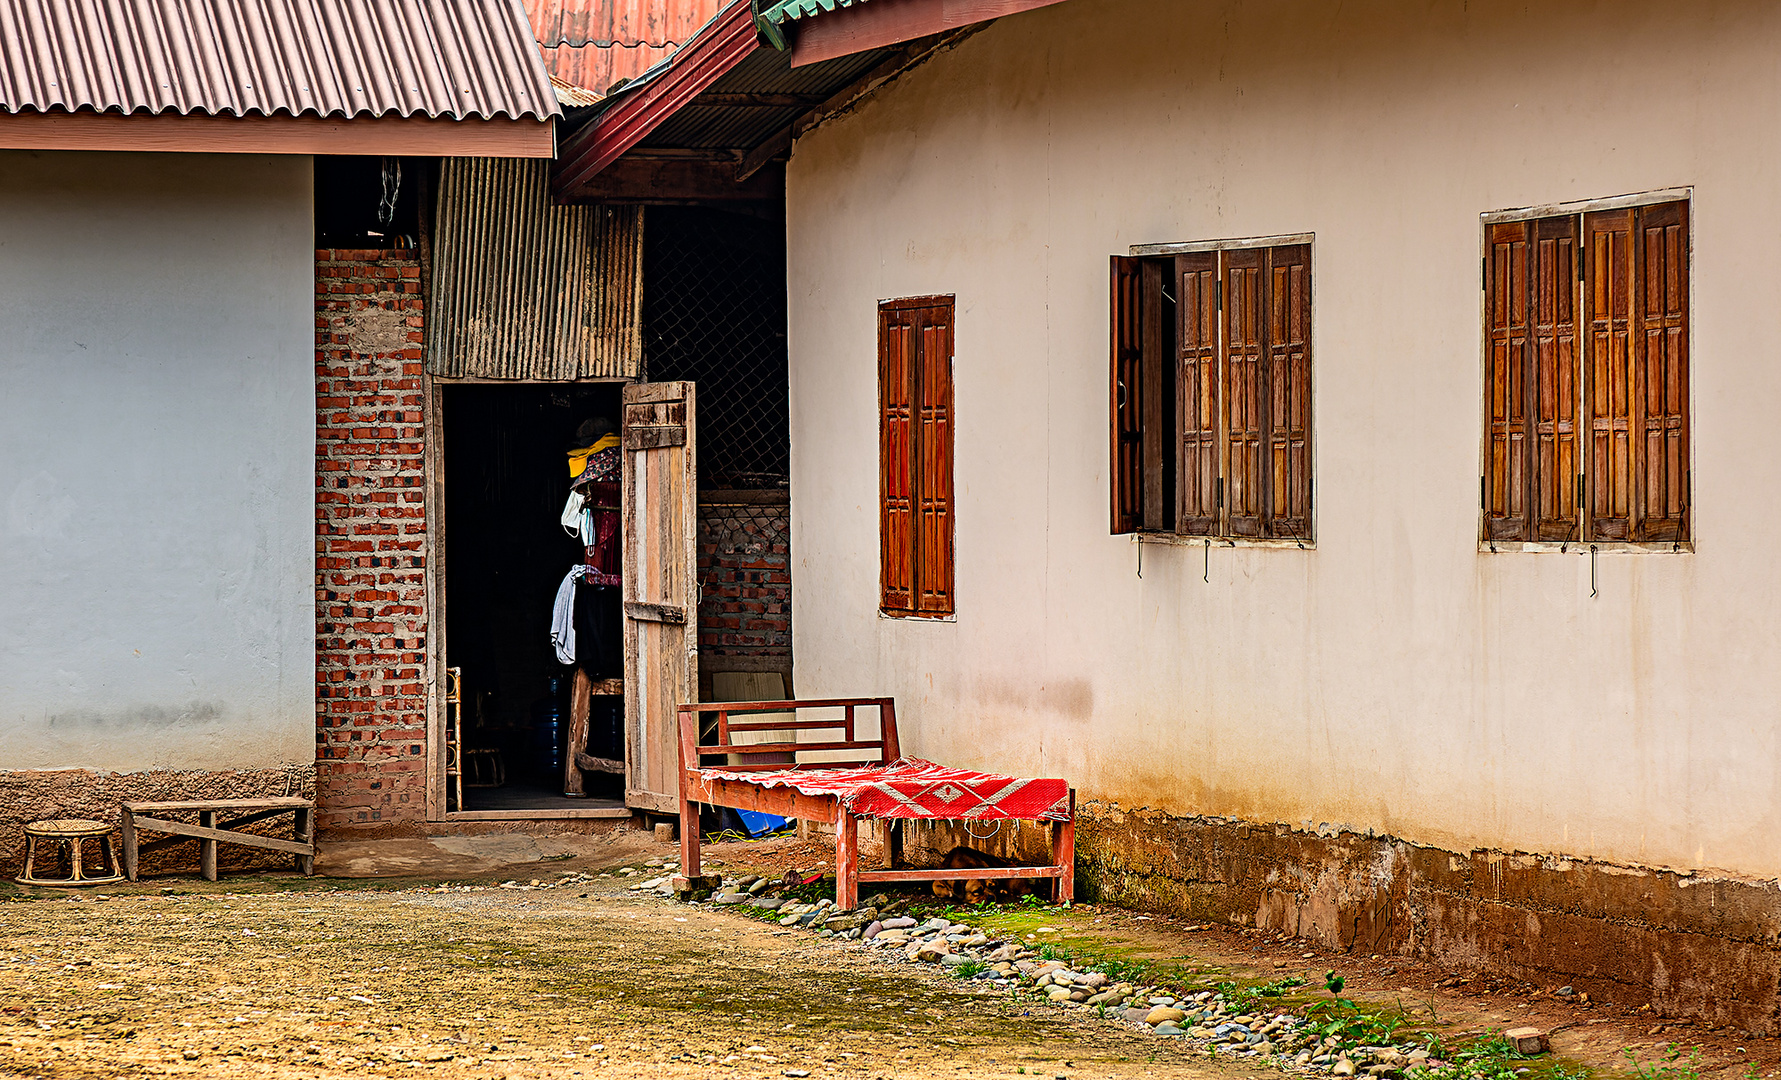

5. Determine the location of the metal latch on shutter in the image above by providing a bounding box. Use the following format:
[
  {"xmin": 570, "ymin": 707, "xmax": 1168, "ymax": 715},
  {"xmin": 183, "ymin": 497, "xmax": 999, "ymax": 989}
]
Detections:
[
  {"xmin": 624, "ymin": 601, "xmax": 686, "ymax": 625},
  {"xmin": 623, "ymin": 424, "xmax": 686, "ymax": 450}
]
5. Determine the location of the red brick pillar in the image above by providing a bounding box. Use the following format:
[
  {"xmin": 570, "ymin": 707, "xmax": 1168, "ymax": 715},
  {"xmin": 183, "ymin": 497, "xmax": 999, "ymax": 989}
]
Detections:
[{"xmin": 314, "ymin": 249, "xmax": 430, "ymax": 834}]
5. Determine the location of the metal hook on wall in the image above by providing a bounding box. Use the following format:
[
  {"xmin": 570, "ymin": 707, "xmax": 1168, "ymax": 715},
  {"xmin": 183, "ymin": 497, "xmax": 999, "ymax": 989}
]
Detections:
[
  {"xmin": 1203, "ymin": 537, "xmax": 1210, "ymax": 583},
  {"xmin": 1136, "ymin": 539, "xmax": 1143, "ymax": 580},
  {"xmin": 1589, "ymin": 544, "xmax": 1599, "ymax": 599}
]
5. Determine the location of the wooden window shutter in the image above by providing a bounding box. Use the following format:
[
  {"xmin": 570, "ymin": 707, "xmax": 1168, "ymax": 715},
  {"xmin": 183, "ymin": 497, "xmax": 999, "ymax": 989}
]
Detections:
[
  {"xmin": 915, "ymin": 303, "xmax": 955, "ymax": 614},
  {"xmin": 1531, "ymin": 215, "xmax": 1580, "ymax": 541},
  {"xmin": 1175, "ymin": 251, "xmax": 1220, "ymax": 535},
  {"xmin": 1223, "ymin": 248, "xmax": 1266, "ymax": 537},
  {"xmin": 1110, "ymin": 256, "xmax": 1145, "ymax": 534},
  {"xmin": 1583, "ymin": 208, "xmax": 1636, "ymax": 540},
  {"xmin": 1263, "ymin": 244, "xmax": 1312, "ymax": 539},
  {"xmin": 1634, "ymin": 200, "xmax": 1689, "ymax": 542},
  {"xmin": 1485, "ymin": 220, "xmax": 1533, "ymax": 541},
  {"xmin": 879, "ymin": 305, "xmax": 918, "ymax": 612}
]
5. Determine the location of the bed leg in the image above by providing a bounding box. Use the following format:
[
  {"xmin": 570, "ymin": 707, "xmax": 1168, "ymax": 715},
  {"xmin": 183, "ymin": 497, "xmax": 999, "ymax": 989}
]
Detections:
[
  {"xmin": 679, "ymin": 797, "xmax": 701, "ymax": 879},
  {"xmin": 1052, "ymin": 788, "xmax": 1076, "ymax": 904},
  {"xmin": 835, "ymin": 809, "xmax": 859, "ymax": 911},
  {"xmin": 886, "ymin": 819, "xmax": 904, "ymax": 869}
]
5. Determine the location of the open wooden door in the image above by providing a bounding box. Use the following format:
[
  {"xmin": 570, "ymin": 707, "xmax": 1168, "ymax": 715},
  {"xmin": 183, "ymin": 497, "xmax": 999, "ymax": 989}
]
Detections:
[{"xmin": 621, "ymin": 381, "xmax": 698, "ymax": 813}]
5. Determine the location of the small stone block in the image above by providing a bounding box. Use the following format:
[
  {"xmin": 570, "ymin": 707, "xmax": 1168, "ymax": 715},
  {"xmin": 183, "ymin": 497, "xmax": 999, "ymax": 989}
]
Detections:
[
  {"xmin": 654, "ymin": 822, "xmax": 676, "ymax": 843},
  {"xmin": 1504, "ymin": 1028, "xmax": 1549, "ymax": 1055},
  {"xmin": 671, "ymin": 874, "xmax": 721, "ymax": 902}
]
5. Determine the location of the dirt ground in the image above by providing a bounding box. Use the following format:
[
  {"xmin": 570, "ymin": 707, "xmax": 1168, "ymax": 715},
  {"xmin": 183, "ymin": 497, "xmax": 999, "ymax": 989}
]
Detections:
[{"xmin": 1, "ymin": 832, "xmax": 1775, "ymax": 1080}]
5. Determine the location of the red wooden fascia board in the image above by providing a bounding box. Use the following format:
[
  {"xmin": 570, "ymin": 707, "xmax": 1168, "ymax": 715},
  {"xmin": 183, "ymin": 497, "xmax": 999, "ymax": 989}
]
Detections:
[
  {"xmin": 789, "ymin": 0, "xmax": 1070, "ymax": 67},
  {"xmin": 554, "ymin": 0, "xmax": 761, "ymax": 196}
]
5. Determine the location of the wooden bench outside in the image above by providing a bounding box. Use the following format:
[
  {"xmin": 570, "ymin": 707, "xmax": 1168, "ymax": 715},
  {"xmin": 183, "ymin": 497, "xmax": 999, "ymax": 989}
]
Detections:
[
  {"xmin": 119, "ymin": 798, "xmax": 315, "ymax": 882},
  {"xmin": 674, "ymin": 697, "xmax": 1074, "ymax": 910}
]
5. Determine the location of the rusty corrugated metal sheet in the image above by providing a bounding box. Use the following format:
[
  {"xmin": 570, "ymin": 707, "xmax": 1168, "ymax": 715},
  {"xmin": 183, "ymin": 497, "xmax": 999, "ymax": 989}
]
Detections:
[
  {"xmin": 542, "ymin": 42, "xmax": 677, "ymax": 96},
  {"xmin": 524, "ymin": 0, "xmax": 725, "ymax": 47},
  {"xmin": 427, "ymin": 157, "xmax": 642, "ymax": 380},
  {"xmin": 0, "ymin": 0, "xmax": 558, "ymax": 120}
]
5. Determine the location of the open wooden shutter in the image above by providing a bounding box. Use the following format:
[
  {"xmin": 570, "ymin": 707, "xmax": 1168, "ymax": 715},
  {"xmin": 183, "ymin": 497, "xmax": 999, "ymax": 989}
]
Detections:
[
  {"xmin": 1583, "ymin": 209, "xmax": 1635, "ymax": 540},
  {"xmin": 1531, "ymin": 215, "xmax": 1580, "ymax": 541},
  {"xmin": 1110, "ymin": 256, "xmax": 1145, "ymax": 534},
  {"xmin": 1263, "ymin": 244, "xmax": 1312, "ymax": 539},
  {"xmin": 1223, "ymin": 248, "xmax": 1266, "ymax": 537},
  {"xmin": 916, "ymin": 305, "xmax": 955, "ymax": 614},
  {"xmin": 621, "ymin": 381, "xmax": 698, "ymax": 813},
  {"xmin": 880, "ymin": 306, "xmax": 918, "ymax": 612},
  {"xmin": 1485, "ymin": 220, "xmax": 1532, "ymax": 540},
  {"xmin": 1634, "ymin": 200, "xmax": 1689, "ymax": 542},
  {"xmin": 1176, "ymin": 252, "xmax": 1219, "ymax": 535}
]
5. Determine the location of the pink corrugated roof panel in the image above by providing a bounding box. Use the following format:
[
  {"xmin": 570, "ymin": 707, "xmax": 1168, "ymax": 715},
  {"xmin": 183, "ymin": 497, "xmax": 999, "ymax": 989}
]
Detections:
[
  {"xmin": 0, "ymin": 0, "xmax": 559, "ymax": 120},
  {"xmin": 540, "ymin": 42, "xmax": 677, "ymax": 95},
  {"xmin": 523, "ymin": 0, "xmax": 726, "ymax": 48}
]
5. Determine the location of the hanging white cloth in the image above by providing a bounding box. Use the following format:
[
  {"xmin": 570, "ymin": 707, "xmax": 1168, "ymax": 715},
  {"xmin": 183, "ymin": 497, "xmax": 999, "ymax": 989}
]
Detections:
[
  {"xmin": 559, "ymin": 490, "xmax": 586, "ymax": 536},
  {"xmin": 550, "ymin": 564, "xmax": 593, "ymax": 664}
]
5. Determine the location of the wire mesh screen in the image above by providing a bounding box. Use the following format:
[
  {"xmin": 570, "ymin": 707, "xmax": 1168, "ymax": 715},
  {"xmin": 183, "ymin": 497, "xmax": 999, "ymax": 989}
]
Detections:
[
  {"xmin": 697, "ymin": 500, "xmax": 792, "ymax": 657},
  {"xmin": 643, "ymin": 207, "xmax": 789, "ymax": 489}
]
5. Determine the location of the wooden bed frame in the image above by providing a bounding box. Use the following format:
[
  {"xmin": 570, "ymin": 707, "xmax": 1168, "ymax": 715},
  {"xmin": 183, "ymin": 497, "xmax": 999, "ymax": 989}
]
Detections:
[{"xmin": 672, "ymin": 697, "xmax": 1075, "ymax": 910}]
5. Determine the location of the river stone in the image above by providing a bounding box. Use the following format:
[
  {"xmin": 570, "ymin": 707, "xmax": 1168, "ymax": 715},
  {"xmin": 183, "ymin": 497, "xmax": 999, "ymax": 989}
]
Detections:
[
  {"xmin": 914, "ymin": 943, "xmax": 950, "ymax": 963},
  {"xmin": 1122, "ymin": 1007, "xmax": 1153, "ymax": 1024},
  {"xmin": 750, "ymin": 898, "xmax": 786, "ymax": 911},
  {"xmin": 862, "ymin": 921, "xmax": 884, "ymax": 940},
  {"xmin": 1334, "ymin": 1058, "xmax": 1356, "ymax": 1077},
  {"xmin": 1154, "ymin": 1023, "xmax": 1184, "ymax": 1036},
  {"xmin": 1047, "ymin": 987, "xmax": 1074, "ymax": 1003},
  {"xmin": 881, "ymin": 916, "xmax": 917, "ymax": 930},
  {"xmin": 941, "ymin": 954, "xmax": 970, "ymax": 967},
  {"xmin": 1145, "ymin": 1007, "xmax": 1187, "ymax": 1026}
]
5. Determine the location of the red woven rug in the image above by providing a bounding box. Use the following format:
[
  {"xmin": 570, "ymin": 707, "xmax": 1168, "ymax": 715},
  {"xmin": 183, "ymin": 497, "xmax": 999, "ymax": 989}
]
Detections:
[{"xmin": 697, "ymin": 758, "xmax": 1070, "ymax": 821}]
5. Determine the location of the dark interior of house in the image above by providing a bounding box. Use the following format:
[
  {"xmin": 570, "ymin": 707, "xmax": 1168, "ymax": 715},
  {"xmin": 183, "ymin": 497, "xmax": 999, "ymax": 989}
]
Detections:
[{"xmin": 442, "ymin": 382, "xmax": 625, "ymax": 810}]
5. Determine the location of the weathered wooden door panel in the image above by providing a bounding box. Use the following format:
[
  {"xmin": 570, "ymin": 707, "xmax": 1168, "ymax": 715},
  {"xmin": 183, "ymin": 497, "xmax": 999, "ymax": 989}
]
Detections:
[{"xmin": 622, "ymin": 381, "xmax": 697, "ymax": 814}]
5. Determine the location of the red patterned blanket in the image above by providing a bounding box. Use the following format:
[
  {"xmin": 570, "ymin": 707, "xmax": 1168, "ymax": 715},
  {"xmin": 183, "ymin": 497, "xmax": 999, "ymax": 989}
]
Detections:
[{"xmin": 697, "ymin": 758, "xmax": 1071, "ymax": 822}]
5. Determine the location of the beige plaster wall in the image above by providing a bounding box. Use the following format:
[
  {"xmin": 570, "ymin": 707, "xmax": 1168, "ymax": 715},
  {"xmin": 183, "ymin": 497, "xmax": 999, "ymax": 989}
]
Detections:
[{"xmin": 785, "ymin": 0, "xmax": 1781, "ymax": 878}]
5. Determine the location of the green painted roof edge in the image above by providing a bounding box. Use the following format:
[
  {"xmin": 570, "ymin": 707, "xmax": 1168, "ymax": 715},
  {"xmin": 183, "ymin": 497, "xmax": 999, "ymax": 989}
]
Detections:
[{"xmin": 758, "ymin": 0, "xmax": 869, "ymax": 25}]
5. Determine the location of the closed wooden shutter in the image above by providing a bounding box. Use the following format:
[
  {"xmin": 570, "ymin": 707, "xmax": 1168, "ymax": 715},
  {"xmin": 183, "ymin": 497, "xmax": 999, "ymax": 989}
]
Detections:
[
  {"xmin": 879, "ymin": 306, "xmax": 918, "ymax": 612},
  {"xmin": 880, "ymin": 297, "xmax": 955, "ymax": 616},
  {"xmin": 1532, "ymin": 216, "xmax": 1580, "ymax": 541},
  {"xmin": 1224, "ymin": 248, "xmax": 1266, "ymax": 537},
  {"xmin": 1109, "ymin": 257, "xmax": 1145, "ymax": 534},
  {"xmin": 1175, "ymin": 251, "xmax": 1219, "ymax": 535},
  {"xmin": 916, "ymin": 306, "xmax": 955, "ymax": 613},
  {"xmin": 1485, "ymin": 220, "xmax": 1532, "ymax": 541},
  {"xmin": 1634, "ymin": 200, "xmax": 1689, "ymax": 541},
  {"xmin": 1583, "ymin": 208, "xmax": 1635, "ymax": 540},
  {"xmin": 1264, "ymin": 243, "xmax": 1312, "ymax": 540}
]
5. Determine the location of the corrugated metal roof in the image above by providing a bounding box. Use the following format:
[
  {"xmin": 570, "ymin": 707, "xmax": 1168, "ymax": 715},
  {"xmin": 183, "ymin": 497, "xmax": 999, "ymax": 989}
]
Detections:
[
  {"xmin": 758, "ymin": 0, "xmax": 868, "ymax": 24},
  {"xmin": 427, "ymin": 157, "xmax": 643, "ymax": 379},
  {"xmin": 549, "ymin": 73, "xmax": 603, "ymax": 106},
  {"xmin": 542, "ymin": 42, "xmax": 678, "ymax": 96},
  {"xmin": 524, "ymin": 0, "xmax": 724, "ymax": 47},
  {"xmin": 633, "ymin": 45, "xmax": 885, "ymax": 150},
  {"xmin": 0, "ymin": 0, "xmax": 558, "ymax": 120}
]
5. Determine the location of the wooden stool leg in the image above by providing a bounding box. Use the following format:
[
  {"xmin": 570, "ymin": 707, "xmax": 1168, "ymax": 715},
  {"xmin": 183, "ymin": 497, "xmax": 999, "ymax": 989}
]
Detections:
[
  {"xmin": 199, "ymin": 810, "xmax": 218, "ymax": 882},
  {"xmin": 886, "ymin": 819, "xmax": 904, "ymax": 869},
  {"xmin": 295, "ymin": 806, "xmax": 315, "ymax": 876},
  {"xmin": 100, "ymin": 835, "xmax": 119, "ymax": 879},
  {"xmin": 835, "ymin": 810, "xmax": 859, "ymax": 911},
  {"xmin": 120, "ymin": 811, "xmax": 138, "ymax": 882},
  {"xmin": 679, "ymin": 795, "xmax": 701, "ymax": 879},
  {"xmin": 19, "ymin": 835, "xmax": 37, "ymax": 883},
  {"xmin": 69, "ymin": 837, "xmax": 85, "ymax": 882}
]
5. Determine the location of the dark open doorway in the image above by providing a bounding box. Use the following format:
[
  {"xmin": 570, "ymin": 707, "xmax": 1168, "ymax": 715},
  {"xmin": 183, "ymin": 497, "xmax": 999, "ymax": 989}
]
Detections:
[{"xmin": 441, "ymin": 382, "xmax": 625, "ymax": 812}]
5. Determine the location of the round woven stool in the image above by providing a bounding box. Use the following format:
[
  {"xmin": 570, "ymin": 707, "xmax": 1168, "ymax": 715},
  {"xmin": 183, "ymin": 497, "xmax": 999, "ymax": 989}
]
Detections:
[{"xmin": 15, "ymin": 819, "xmax": 125, "ymax": 886}]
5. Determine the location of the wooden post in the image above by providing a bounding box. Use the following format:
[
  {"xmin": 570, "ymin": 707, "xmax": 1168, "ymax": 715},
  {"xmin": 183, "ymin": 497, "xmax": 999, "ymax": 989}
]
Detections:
[
  {"xmin": 677, "ymin": 706, "xmax": 701, "ymax": 878},
  {"xmin": 835, "ymin": 808, "xmax": 859, "ymax": 910},
  {"xmin": 1051, "ymin": 788, "xmax": 1076, "ymax": 904},
  {"xmin": 120, "ymin": 809, "xmax": 137, "ymax": 882},
  {"xmin": 879, "ymin": 699, "xmax": 900, "ymax": 763},
  {"xmin": 564, "ymin": 668, "xmax": 593, "ymax": 796},
  {"xmin": 199, "ymin": 810, "xmax": 218, "ymax": 882},
  {"xmin": 886, "ymin": 819, "xmax": 904, "ymax": 869},
  {"xmin": 295, "ymin": 806, "xmax": 315, "ymax": 876}
]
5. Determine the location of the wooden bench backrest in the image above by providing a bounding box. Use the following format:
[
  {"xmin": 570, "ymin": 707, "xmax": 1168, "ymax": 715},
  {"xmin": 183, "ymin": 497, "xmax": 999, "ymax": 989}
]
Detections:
[{"xmin": 676, "ymin": 697, "xmax": 899, "ymax": 773}]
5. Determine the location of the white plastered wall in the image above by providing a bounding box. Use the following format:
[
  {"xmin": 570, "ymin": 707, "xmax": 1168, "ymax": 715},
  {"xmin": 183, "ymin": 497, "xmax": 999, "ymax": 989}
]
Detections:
[
  {"xmin": 785, "ymin": 0, "xmax": 1781, "ymax": 878},
  {"xmin": 0, "ymin": 150, "xmax": 315, "ymax": 772}
]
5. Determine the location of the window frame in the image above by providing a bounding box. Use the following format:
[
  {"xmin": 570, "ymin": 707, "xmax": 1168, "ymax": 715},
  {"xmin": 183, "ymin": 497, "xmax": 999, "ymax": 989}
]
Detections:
[
  {"xmin": 1115, "ymin": 233, "xmax": 1318, "ymax": 549},
  {"xmin": 1478, "ymin": 188, "xmax": 1694, "ymax": 553},
  {"xmin": 878, "ymin": 294, "xmax": 957, "ymax": 619}
]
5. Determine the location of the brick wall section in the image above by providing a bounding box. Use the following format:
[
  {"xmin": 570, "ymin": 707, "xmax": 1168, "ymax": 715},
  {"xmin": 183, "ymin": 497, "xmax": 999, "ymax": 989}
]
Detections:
[
  {"xmin": 315, "ymin": 248, "xmax": 429, "ymax": 834},
  {"xmin": 697, "ymin": 501, "xmax": 791, "ymax": 657}
]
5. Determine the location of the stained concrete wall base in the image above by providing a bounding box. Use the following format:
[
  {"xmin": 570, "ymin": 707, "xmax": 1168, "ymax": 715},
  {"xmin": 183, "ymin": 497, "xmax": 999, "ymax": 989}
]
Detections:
[
  {"xmin": 0, "ymin": 766, "xmax": 315, "ymax": 878},
  {"xmin": 902, "ymin": 805, "xmax": 1781, "ymax": 1034}
]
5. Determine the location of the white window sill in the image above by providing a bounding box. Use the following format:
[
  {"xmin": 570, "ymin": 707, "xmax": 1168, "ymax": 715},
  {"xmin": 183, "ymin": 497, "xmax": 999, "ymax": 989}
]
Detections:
[
  {"xmin": 1131, "ymin": 533, "xmax": 1316, "ymax": 551},
  {"xmin": 1477, "ymin": 540, "xmax": 1693, "ymax": 554},
  {"xmin": 878, "ymin": 610, "xmax": 958, "ymax": 622}
]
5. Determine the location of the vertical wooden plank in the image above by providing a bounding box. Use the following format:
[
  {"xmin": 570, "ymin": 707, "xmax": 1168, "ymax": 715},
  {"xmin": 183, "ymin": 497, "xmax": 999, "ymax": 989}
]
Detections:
[
  {"xmin": 1223, "ymin": 249, "xmax": 1265, "ymax": 536},
  {"xmin": 879, "ymin": 306, "xmax": 918, "ymax": 609},
  {"xmin": 1175, "ymin": 251, "xmax": 1220, "ymax": 535},
  {"xmin": 1052, "ymin": 788, "xmax": 1076, "ymax": 904},
  {"xmin": 1532, "ymin": 215, "xmax": 1580, "ymax": 541},
  {"xmin": 120, "ymin": 809, "xmax": 137, "ymax": 882},
  {"xmin": 1140, "ymin": 258, "xmax": 1171, "ymax": 530},
  {"xmin": 677, "ymin": 707, "xmax": 701, "ymax": 878},
  {"xmin": 199, "ymin": 810, "xmax": 218, "ymax": 882},
  {"xmin": 1485, "ymin": 220, "xmax": 1532, "ymax": 541},
  {"xmin": 1634, "ymin": 200, "xmax": 1690, "ymax": 542},
  {"xmin": 423, "ymin": 375, "xmax": 448, "ymax": 821},
  {"xmin": 621, "ymin": 381, "xmax": 698, "ymax": 813},
  {"xmin": 1109, "ymin": 257, "xmax": 1146, "ymax": 533},
  {"xmin": 1584, "ymin": 209, "xmax": 1635, "ymax": 540},
  {"xmin": 835, "ymin": 808, "xmax": 860, "ymax": 910},
  {"xmin": 879, "ymin": 699, "xmax": 900, "ymax": 762},
  {"xmin": 1263, "ymin": 244, "xmax": 1312, "ymax": 540},
  {"xmin": 915, "ymin": 302, "xmax": 955, "ymax": 615},
  {"xmin": 295, "ymin": 806, "xmax": 314, "ymax": 876},
  {"xmin": 564, "ymin": 667, "xmax": 592, "ymax": 796}
]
